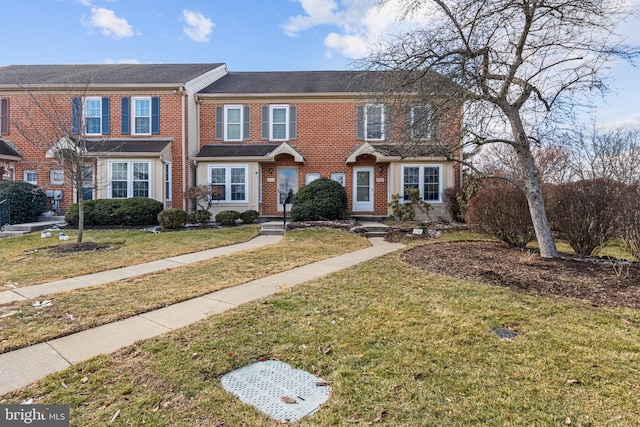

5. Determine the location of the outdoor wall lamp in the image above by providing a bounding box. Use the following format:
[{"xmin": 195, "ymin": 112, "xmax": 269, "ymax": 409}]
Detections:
[{"xmin": 378, "ymin": 166, "xmax": 383, "ymax": 174}]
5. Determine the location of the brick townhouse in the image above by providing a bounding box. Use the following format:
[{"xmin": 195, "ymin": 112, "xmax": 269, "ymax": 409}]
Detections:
[{"xmin": 0, "ymin": 64, "xmax": 461, "ymax": 220}]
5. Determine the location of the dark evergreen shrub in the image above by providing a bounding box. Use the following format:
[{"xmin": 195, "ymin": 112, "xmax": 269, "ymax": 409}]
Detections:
[
  {"xmin": 466, "ymin": 185, "xmax": 535, "ymax": 248},
  {"xmin": 158, "ymin": 208, "xmax": 188, "ymax": 230},
  {"xmin": 240, "ymin": 209, "xmax": 259, "ymax": 224},
  {"xmin": 215, "ymin": 210, "xmax": 240, "ymax": 226},
  {"xmin": 547, "ymin": 179, "xmax": 624, "ymax": 257},
  {"xmin": 193, "ymin": 209, "xmax": 212, "ymax": 224},
  {"xmin": 0, "ymin": 181, "xmax": 46, "ymax": 224},
  {"xmin": 65, "ymin": 198, "xmax": 162, "ymax": 226},
  {"xmin": 290, "ymin": 178, "xmax": 348, "ymax": 221}
]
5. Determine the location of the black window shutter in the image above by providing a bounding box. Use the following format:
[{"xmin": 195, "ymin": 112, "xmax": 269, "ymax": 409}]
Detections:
[
  {"xmin": 261, "ymin": 106, "xmax": 269, "ymax": 140},
  {"xmin": 121, "ymin": 97, "xmax": 130, "ymax": 135},
  {"xmin": 102, "ymin": 97, "xmax": 110, "ymax": 135},
  {"xmin": 356, "ymin": 105, "xmax": 364, "ymax": 140},
  {"xmin": 243, "ymin": 106, "xmax": 251, "ymax": 140},
  {"xmin": 71, "ymin": 97, "xmax": 81, "ymax": 135},
  {"xmin": 384, "ymin": 105, "xmax": 393, "ymax": 140},
  {"xmin": 289, "ymin": 105, "xmax": 297, "ymax": 140},
  {"xmin": 0, "ymin": 98, "xmax": 8, "ymax": 135},
  {"xmin": 215, "ymin": 106, "xmax": 223, "ymax": 140},
  {"xmin": 151, "ymin": 96, "xmax": 160, "ymax": 135}
]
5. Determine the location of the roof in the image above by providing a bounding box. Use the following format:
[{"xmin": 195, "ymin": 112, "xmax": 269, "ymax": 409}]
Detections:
[
  {"xmin": 196, "ymin": 143, "xmax": 305, "ymax": 163},
  {"xmin": 86, "ymin": 138, "xmax": 172, "ymax": 154},
  {"xmin": 0, "ymin": 139, "xmax": 22, "ymax": 160},
  {"xmin": 199, "ymin": 70, "xmax": 457, "ymax": 96},
  {"xmin": 0, "ymin": 64, "xmax": 224, "ymax": 87}
]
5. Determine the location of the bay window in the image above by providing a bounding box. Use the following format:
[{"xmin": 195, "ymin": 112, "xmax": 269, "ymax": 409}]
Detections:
[
  {"xmin": 110, "ymin": 161, "xmax": 150, "ymax": 198},
  {"xmin": 402, "ymin": 165, "xmax": 443, "ymax": 203}
]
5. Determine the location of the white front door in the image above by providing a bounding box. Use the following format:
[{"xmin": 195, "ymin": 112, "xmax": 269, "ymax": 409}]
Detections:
[{"xmin": 353, "ymin": 167, "xmax": 374, "ymax": 212}]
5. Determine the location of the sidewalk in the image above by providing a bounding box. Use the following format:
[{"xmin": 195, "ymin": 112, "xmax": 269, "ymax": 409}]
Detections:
[{"xmin": 0, "ymin": 235, "xmax": 404, "ymax": 395}]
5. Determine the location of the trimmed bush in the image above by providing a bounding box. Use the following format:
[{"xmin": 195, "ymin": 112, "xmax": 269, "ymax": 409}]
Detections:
[
  {"xmin": 215, "ymin": 210, "xmax": 240, "ymax": 226},
  {"xmin": 240, "ymin": 209, "xmax": 259, "ymax": 224},
  {"xmin": 193, "ymin": 209, "xmax": 212, "ymax": 224},
  {"xmin": 291, "ymin": 178, "xmax": 348, "ymax": 221},
  {"xmin": 466, "ymin": 185, "xmax": 535, "ymax": 248},
  {"xmin": 158, "ymin": 208, "xmax": 188, "ymax": 230},
  {"xmin": 0, "ymin": 181, "xmax": 46, "ymax": 224},
  {"xmin": 65, "ymin": 197, "xmax": 163, "ymax": 226},
  {"xmin": 547, "ymin": 179, "xmax": 624, "ymax": 257}
]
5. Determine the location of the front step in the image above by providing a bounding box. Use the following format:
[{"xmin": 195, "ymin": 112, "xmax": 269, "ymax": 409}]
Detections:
[
  {"xmin": 259, "ymin": 221, "xmax": 286, "ymax": 236},
  {"xmin": 359, "ymin": 221, "xmax": 389, "ymax": 238}
]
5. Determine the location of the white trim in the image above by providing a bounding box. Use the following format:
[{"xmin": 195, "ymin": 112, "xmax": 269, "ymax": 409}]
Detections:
[
  {"xmin": 131, "ymin": 96, "xmax": 152, "ymax": 136},
  {"xmin": 305, "ymin": 173, "xmax": 320, "ymax": 184},
  {"xmin": 84, "ymin": 96, "xmax": 103, "ymax": 135},
  {"xmin": 108, "ymin": 160, "xmax": 152, "ymax": 199},
  {"xmin": 50, "ymin": 170, "xmax": 64, "ymax": 185},
  {"xmin": 269, "ymin": 104, "xmax": 289, "ymax": 141},
  {"xmin": 207, "ymin": 164, "xmax": 249, "ymax": 203},
  {"xmin": 224, "ymin": 104, "xmax": 244, "ymax": 141},
  {"xmin": 24, "ymin": 170, "xmax": 37, "ymax": 185},
  {"xmin": 353, "ymin": 166, "xmax": 374, "ymax": 211},
  {"xmin": 401, "ymin": 164, "xmax": 443, "ymax": 203},
  {"xmin": 364, "ymin": 104, "xmax": 384, "ymax": 141}
]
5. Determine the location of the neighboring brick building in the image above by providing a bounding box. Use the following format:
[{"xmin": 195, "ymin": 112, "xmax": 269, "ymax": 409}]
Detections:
[{"xmin": 0, "ymin": 64, "xmax": 461, "ymax": 220}]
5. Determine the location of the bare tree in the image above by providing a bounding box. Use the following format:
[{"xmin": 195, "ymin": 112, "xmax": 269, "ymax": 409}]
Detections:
[
  {"xmin": 12, "ymin": 84, "xmax": 107, "ymax": 243},
  {"xmin": 361, "ymin": 0, "xmax": 637, "ymax": 257},
  {"xmin": 569, "ymin": 125, "xmax": 640, "ymax": 184}
]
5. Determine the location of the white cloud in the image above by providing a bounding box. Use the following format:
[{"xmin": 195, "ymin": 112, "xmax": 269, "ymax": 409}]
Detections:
[
  {"xmin": 182, "ymin": 10, "xmax": 214, "ymax": 43},
  {"xmin": 104, "ymin": 58, "xmax": 142, "ymax": 64},
  {"xmin": 83, "ymin": 7, "xmax": 134, "ymax": 39},
  {"xmin": 283, "ymin": 0, "xmax": 340, "ymax": 36}
]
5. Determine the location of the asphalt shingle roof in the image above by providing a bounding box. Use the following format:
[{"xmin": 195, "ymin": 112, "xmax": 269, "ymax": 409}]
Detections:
[
  {"xmin": 86, "ymin": 138, "xmax": 172, "ymax": 154},
  {"xmin": 0, "ymin": 64, "xmax": 224, "ymax": 86},
  {"xmin": 196, "ymin": 143, "xmax": 281, "ymax": 158},
  {"xmin": 0, "ymin": 140, "xmax": 21, "ymax": 159}
]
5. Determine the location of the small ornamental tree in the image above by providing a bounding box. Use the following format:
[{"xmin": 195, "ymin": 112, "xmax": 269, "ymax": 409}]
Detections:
[
  {"xmin": 291, "ymin": 178, "xmax": 348, "ymax": 221},
  {"xmin": 466, "ymin": 185, "xmax": 535, "ymax": 248}
]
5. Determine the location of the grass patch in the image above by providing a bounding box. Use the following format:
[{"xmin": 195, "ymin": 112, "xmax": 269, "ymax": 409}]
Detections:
[
  {"xmin": 0, "ymin": 229, "xmax": 370, "ymax": 354},
  {"xmin": 0, "ymin": 226, "xmax": 259, "ymax": 287},
  {"xmin": 2, "ymin": 247, "xmax": 638, "ymax": 425}
]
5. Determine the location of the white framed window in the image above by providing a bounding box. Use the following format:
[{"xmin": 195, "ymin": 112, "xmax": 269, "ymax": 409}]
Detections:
[
  {"xmin": 164, "ymin": 162, "xmax": 172, "ymax": 202},
  {"xmin": 24, "ymin": 170, "xmax": 37, "ymax": 185},
  {"xmin": 305, "ymin": 173, "xmax": 320, "ymax": 184},
  {"xmin": 365, "ymin": 104, "xmax": 384, "ymax": 140},
  {"xmin": 132, "ymin": 97, "xmax": 151, "ymax": 135},
  {"xmin": 224, "ymin": 105, "xmax": 243, "ymax": 141},
  {"xmin": 109, "ymin": 161, "xmax": 150, "ymax": 198},
  {"xmin": 411, "ymin": 105, "xmax": 437, "ymax": 140},
  {"xmin": 270, "ymin": 105, "xmax": 289, "ymax": 141},
  {"xmin": 208, "ymin": 165, "xmax": 248, "ymax": 203},
  {"xmin": 84, "ymin": 97, "xmax": 102, "ymax": 135},
  {"xmin": 331, "ymin": 173, "xmax": 345, "ymax": 186},
  {"xmin": 50, "ymin": 170, "xmax": 64, "ymax": 185},
  {"xmin": 402, "ymin": 164, "xmax": 443, "ymax": 203}
]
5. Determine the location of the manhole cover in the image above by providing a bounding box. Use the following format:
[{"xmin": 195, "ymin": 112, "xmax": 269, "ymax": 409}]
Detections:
[
  {"xmin": 220, "ymin": 360, "xmax": 331, "ymax": 422},
  {"xmin": 493, "ymin": 328, "xmax": 518, "ymax": 339}
]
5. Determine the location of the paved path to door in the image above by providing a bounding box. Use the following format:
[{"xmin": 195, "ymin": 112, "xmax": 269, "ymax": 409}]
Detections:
[{"xmin": 0, "ymin": 235, "xmax": 404, "ymax": 395}]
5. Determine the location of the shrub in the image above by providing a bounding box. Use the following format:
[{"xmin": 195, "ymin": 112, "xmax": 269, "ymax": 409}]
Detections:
[
  {"xmin": 157, "ymin": 208, "xmax": 187, "ymax": 230},
  {"xmin": 547, "ymin": 179, "xmax": 624, "ymax": 257},
  {"xmin": 240, "ymin": 209, "xmax": 259, "ymax": 224},
  {"xmin": 0, "ymin": 181, "xmax": 46, "ymax": 224},
  {"xmin": 215, "ymin": 210, "xmax": 240, "ymax": 226},
  {"xmin": 388, "ymin": 188, "xmax": 432, "ymax": 221},
  {"xmin": 65, "ymin": 198, "xmax": 163, "ymax": 226},
  {"xmin": 466, "ymin": 185, "xmax": 535, "ymax": 248},
  {"xmin": 291, "ymin": 178, "xmax": 348, "ymax": 221},
  {"xmin": 193, "ymin": 209, "xmax": 212, "ymax": 224},
  {"xmin": 618, "ymin": 183, "xmax": 640, "ymax": 260}
]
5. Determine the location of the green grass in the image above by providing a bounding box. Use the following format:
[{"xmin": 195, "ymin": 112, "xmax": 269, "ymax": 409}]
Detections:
[
  {"xmin": 0, "ymin": 226, "xmax": 259, "ymax": 287},
  {"xmin": 2, "ymin": 244, "xmax": 638, "ymax": 426},
  {"xmin": 0, "ymin": 229, "xmax": 370, "ymax": 354}
]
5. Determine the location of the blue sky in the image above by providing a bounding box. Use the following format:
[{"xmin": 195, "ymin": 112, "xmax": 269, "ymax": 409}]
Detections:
[{"xmin": 2, "ymin": 0, "xmax": 639, "ymax": 128}]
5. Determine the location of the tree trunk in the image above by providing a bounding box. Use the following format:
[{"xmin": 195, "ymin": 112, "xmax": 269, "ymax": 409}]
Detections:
[
  {"xmin": 77, "ymin": 189, "xmax": 84, "ymax": 244},
  {"xmin": 508, "ymin": 113, "xmax": 558, "ymax": 258}
]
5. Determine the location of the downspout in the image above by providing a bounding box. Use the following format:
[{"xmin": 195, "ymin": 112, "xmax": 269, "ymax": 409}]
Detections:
[{"xmin": 181, "ymin": 87, "xmax": 187, "ymax": 211}]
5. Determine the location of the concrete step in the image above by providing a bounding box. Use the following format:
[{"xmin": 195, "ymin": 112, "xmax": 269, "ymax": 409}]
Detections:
[
  {"xmin": 259, "ymin": 221, "xmax": 286, "ymax": 236},
  {"xmin": 259, "ymin": 228, "xmax": 286, "ymax": 236},
  {"xmin": 0, "ymin": 230, "xmax": 29, "ymax": 238}
]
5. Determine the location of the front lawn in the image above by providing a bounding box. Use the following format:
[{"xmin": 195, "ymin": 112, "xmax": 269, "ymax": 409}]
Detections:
[{"xmin": 2, "ymin": 237, "xmax": 638, "ymax": 426}]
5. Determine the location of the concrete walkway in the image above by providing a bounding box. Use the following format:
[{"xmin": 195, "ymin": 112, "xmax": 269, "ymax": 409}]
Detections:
[{"xmin": 0, "ymin": 235, "xmax": 404, "ymax": 395}]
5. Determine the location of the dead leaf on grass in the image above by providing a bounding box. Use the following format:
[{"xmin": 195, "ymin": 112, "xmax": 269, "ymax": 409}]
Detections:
[
  {"xmin": 80, "ymin": 376, "xmax": 88, "ymax": 383},
  {"xmin": 318, "ymin": 344, "xmax": 331, "ymax": 354},
  {"xmin": 60, "ymin": 381, "xmax": 68, "ymax": 389},
  {"xmin": 316, "ymin": 381, "xmax": 330, "ymax": 387},
  {"xmin": 345, "ymin": 418, "xmax": 360, "ymax": 424},
  {"xmin": 369, "ymin": 410, "xmax": 387, "ymax": 424},
  {"xmin": 567, "ymin": 379, "xmax": 580, "ymax": 385},
  {"xmin": 565, "ymin": 416, "xmax": 572, "ymax": 425}
]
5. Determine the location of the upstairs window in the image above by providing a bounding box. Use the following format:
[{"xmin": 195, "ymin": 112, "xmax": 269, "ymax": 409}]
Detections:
[
  {"xmin": 261, "ymin": 105, "xmax": 297, "ymax": 141},
  {"xmin": 0, "ymin": 98, "xmax": 9, "ymax": 136},
  {"xmin": 215, "ymin": 105, "xmax": 251, "ymax": 141},
  {"xmin": 72, "ymin": 96, "xmax": 110, "ymax": 135},
  {"xmin": 409, "ymin": 105, "xmax": 438, "ymax": 140},
  {"xmin": 121, "ymin": 96, "xmax": 160, "ymax": 135},
  {"xmin": 357, "ymin": 104, "xmax": 391, "ymax": 141}
]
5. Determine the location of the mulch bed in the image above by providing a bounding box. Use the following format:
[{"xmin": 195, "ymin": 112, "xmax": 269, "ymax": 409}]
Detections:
[
  {"xmin": 49, "ymin": 242, "xmax": 111, "ymax": 253},
  {"xmin": 401, "ymin": 239, "xmax": 640, "ymax": 309}
]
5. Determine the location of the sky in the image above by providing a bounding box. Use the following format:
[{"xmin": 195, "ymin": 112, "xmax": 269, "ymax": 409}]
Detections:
[{"xmin": 2, "ymin": 0, "xmax": 639, "ymax": 129}]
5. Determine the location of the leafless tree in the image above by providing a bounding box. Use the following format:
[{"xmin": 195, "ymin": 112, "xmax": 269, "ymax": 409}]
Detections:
[
  {"xmin": 361, "ymin": 0, "xmax": 638, "ymax": 257},
  {"xmin": 12, "ymin": 83, "xmax": 108, "ymax": 243}
]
